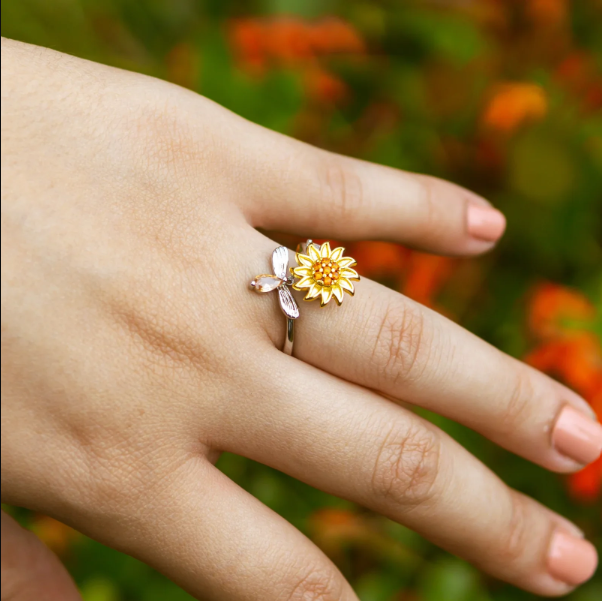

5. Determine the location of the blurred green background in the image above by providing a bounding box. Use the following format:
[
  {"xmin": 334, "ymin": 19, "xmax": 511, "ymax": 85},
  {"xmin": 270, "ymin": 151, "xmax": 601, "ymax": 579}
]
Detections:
[{"xmin": 2, "ymin": 1, "xmax": 601, "ymax": 600}]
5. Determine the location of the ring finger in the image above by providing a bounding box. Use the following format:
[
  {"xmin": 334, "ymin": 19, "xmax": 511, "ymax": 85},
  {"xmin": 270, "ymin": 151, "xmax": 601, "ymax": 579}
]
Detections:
[{"xmin": 249, "ymin": 235, "xmax": 601, "ymax": 475}]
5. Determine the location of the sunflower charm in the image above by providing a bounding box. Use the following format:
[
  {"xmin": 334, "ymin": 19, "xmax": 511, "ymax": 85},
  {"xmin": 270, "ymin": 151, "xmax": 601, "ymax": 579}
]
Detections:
[{"xmin": 291, "ymin": 241, "xmax": 360, "ymax": 307}]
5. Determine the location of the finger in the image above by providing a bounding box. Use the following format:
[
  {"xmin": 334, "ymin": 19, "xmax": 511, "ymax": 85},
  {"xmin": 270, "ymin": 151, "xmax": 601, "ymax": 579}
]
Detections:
[
  {"xmin": 1, "ymin": 510, "xmax": 81, "ymax": 601},
  {"xmin": 220, "ymin": 354, "xmax": 599, "ymax": 596},
  {"xmin": 237, "ymin": 127, "xmax": 506, "ymax": 255},
  {"xmin": 250, "ymin": 237, "xmax": 601, "ymax": 474},
  {"xmin": 67, "ymin": 459, "xmax": 358, "ymax": 601}
]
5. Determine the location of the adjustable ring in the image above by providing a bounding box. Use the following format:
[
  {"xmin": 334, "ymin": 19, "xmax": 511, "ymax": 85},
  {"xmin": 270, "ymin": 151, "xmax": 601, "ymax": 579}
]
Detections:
[{"xmin": 250, "ymin": 241, "xmax": 360, "ymax": 355}]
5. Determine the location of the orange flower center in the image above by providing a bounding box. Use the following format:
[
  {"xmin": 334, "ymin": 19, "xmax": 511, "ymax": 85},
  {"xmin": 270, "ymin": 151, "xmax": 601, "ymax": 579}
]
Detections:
[{"xmin": 312, "ymin": 259, "xmax": 340, "ymax": 287}]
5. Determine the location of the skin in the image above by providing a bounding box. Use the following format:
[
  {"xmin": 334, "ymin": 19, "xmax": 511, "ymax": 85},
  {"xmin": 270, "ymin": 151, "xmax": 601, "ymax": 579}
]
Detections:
[{"xmin": 1, "ymin": 38, "xmax": 598, "ymax": 600}]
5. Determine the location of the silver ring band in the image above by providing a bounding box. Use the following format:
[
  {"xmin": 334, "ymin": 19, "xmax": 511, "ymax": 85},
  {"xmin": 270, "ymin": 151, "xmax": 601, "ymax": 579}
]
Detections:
[
  {"xmin": 251, "ymin": 239, "xmax": 359, "ymax": 354},
  {"xmin": 283, "ymin": 317, "xmax": 295, "ymax": 356}
]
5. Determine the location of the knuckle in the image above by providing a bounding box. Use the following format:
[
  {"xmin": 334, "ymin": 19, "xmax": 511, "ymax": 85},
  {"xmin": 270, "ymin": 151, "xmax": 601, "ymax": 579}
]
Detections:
[
  {"xmin": 418, "ymin": 176, "xmax": 438, "ymax": 235},
  {"xmin": 371, "ymin": 424, "xmax": 441, "ymax": 509},
  {"xmin": 76, "ymin": 449, "xmax": 197, "ymax": 537},
  {"xmin": 498, "ymin": 493, "xmax": 532, "ymax": 566},
  {"xmin": 102, "ymin": 276, "xmax": 219, "ymax": 377},
  {"xmin": 498, "ymin": 368, "xmax": 536, "ymax": 436},
  {"xmin": 76, "ymin": 440, "xmax": 165, "ymax": 514},
  {"xmin": 371, "ymin": 300, "xmax": 429, "ymax": 386},
  {"xmin": 319, "ymin": 156, "xmax": 365, "ymax": 224},
  {"xmin": 138, "ymin": 99, "xmax": 192, "ymax": 166},
  {"xmin": 134, "ymin": 95, "xmax": 218, "ymax": 177},
  {"xmin": 62, "ymin": 410, "xmax": 192, "ymax": 522},
  {"xmin": 286, "ymin": 568, "xmax": 346, "ymax": 601},
  {"xmin": 114, "ymin": 293, "xmax": 207, "ymax": 371},
  {"xmin": 416, "ymin": 176, "xmax": 449, "ymax": 241}
]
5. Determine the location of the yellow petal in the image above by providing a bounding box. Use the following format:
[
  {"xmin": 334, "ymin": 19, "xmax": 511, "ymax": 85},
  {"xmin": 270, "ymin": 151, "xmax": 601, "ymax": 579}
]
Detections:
[
  {"xmin": 296, "ymin": 253, "xmax": 313, "ymax": 268},
  {"xmin": 339, "ymin": 278, "xmax": 355, "ymax": 295},
  {"xmin": 305, "ymin": 283, "xmax": 321, "ymax": 300},
  {"xmin": 321, "ymin": 287, "xmax": 333, "ymax": 306},
  {"xmin": 292, "ymin": 266, "xmax": 312, "ymax": 277},
  {"xmin": 331, "ymin": 247, "xmax": 344, "ymax": 262},
  {"xmin": 332, "ymin": 285, "xmax": 344, "ymax": 305},
  {"xmin": 320, "ymin": 241, "xmax": 331, "ymax": 258},
  {"xmin": 340, "ymin": 267, "xmax": 360, "ymax": 280},
  {"xmin": 293, "ymin": 276, "xmax": 313, "ymax": 289},
  {"xmin": 308, "ymin": 244, "xmax": 321, "ymax": 261},
  {"xmin": 337, "ymin": 257, "xmax": 357, "ymax": 268}
]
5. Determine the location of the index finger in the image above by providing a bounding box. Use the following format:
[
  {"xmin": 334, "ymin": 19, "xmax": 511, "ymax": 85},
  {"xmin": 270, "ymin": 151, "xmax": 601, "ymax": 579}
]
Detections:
[{"xmin": 230, "ymin": 121, "xmax": 506, "ymax": 256}]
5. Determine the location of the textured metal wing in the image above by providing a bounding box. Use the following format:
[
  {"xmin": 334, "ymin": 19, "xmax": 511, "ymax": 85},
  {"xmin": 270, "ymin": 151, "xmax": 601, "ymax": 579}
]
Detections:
[
  {"xmin": 272, "ymin": 246, "xmax": 290, "ymax": 280},
  {"xmin": 278, "ymin": 285, "xmax": 300, "ymax": 319}
]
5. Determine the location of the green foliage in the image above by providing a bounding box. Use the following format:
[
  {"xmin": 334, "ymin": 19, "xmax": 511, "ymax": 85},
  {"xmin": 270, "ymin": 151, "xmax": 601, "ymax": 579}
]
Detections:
[{"xmin": 418, "ymin": 558, "xmax": 491, "ymax": 601}]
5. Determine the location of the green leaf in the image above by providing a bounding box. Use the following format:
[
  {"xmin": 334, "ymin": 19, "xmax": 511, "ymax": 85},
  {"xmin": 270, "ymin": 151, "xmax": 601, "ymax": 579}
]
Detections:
[
  {"xmin": 509, "ymin": 131, "xmax": 577, "ymax": 204},
  {"xmin": 80, "ymin": 578, "xmax": 120, "ymax": 601},
  {"xmin": 355, "ymin": 571, "xmax": 403, "ymax": 601},
  {"xmin": 397, "ymin": 11, "xmax": 489, "ymax": 65},
  {"xmin": 419, "ymin": 557, "xmax": 491, "ymax": 601},
  {"xmin": 262, "ymin": 0, "xmax": 335, "ymax": 18}
]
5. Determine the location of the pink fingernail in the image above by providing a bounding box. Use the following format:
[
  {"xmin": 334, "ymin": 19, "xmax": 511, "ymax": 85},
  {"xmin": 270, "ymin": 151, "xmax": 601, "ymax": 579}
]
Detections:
[
  {"xmin": 552, "ymin": 406, "xmax": 602, "ymax": 465},
  {"xmin": 466, "ymin": 205, "xmax": 506, "ymax": 242},
  {"xmin": 547, "ymin": 531, "xmax": 598, "ymax": 586}
]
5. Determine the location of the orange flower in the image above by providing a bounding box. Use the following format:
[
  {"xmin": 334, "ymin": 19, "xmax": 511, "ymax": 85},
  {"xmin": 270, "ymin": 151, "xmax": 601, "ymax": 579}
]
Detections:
[
  {"xmin": 525, "ymin": 283, "xmax": 602, "ymax": 501},
  {"xmin": 526, "ymin": 335, "xmax": 602, "ymax": 400},
  {"xmin": 590, "ymin": 383, "xmax": 602, "ymax": 418},
  {"xmin": 166, "ymin": 43, "xmax": 197, "ymax": 89},
  {"xmin": 568, "ymin": 459, "xmax": 602, "ymax": 502},
  {"xmin": 526, "ymin": 283, "xmax": 600, "ymax": 398},
  {"xmin": 528, "ymin": 283, "xmax": 595, "ymax": 340},
  {"xmin": 347, "ymin": 241, "xmax": 409, "ymax": 281},
  {"xmin": 482, "ymin": 83, "xmax": 548, "ymax": 133},
  {"xmin": 310, "ymin": 508, "xmax": 361, "ymax": 532},
  {"xmin": 308, "ymin": 18, "xmax": 365, "ymax": 55},
  {"xmin": 527, "ymin": 0, "xmax": 567, "ymax": 27},
  {"xmin": 556, "ymin": 52, "xmax": 602, "ymax": 113},
  {"xmin": 585, "ymin": 82, "xmax": 602, "ymax": 112},
  {"xmin": 304, "ymin": 67, "xmax": 348, "ymax": 104},
  {"xmin": 229, "ymin": 17, "xmax": 365, "ymax": 70},
  {"xmin": 402, "ymin": 253, "xmax": 456, "ymax": 308},
  {"xmin": 347, "ymin": 244, "xmax": 456, "ymax": 308},
  {"xmin": 557, "ymin": 52, "xmax": 590, "ymax": 85},
  {"xmin": 309, "ymin": 508, "xmax": 422, "ymax": 568},
  {"xmin": 308, "ymin": 508, "xmax": 367, "ymax": 557},
  {"xmin": 229, "ymin": 18, "xmax": 266, "ymax": 67},
  {"xmin": 263, "ymin": 18, "xmax": 313, "ymax": 64}
]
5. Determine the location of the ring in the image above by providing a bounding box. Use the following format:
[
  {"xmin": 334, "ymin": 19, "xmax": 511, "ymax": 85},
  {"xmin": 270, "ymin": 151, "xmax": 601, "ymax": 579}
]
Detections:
[
  {"xmin": 250, "ymin": 245, "xmax": 299, "ymax": 355},
  {"xmin": 250, "ymin": 241, "xmax": 360, "ymax": 355}
]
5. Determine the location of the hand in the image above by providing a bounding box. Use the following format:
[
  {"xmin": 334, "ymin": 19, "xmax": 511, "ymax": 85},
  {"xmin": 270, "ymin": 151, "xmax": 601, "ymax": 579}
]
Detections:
[{"xmin": 1, "ymin": 38, "xmax": 600, "ymax": 600}]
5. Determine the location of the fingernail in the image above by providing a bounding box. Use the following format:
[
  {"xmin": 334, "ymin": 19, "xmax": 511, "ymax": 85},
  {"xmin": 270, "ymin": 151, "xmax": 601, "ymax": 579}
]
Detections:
[
  {"xmin": 466, "ymin": 205, "xmax": 506, "ymax": 242},
  {"xmin": 552, "ymin": 405, "xmax": 602, "ymax": 465},
  {"xmin": 547, "ymin": 530, "xmax": 598, "ymax": 586}
]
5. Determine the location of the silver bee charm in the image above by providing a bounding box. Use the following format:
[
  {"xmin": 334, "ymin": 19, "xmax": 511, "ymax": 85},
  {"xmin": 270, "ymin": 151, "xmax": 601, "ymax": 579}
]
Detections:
[{"xmin": 250, "ymin": 246, "xmax": 300, "ymax": 320}]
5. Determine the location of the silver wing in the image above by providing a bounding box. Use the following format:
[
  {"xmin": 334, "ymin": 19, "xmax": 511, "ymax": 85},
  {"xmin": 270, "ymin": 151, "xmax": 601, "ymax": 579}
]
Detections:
[
  {"xmin": 278, "ymin": 286, "xmax": 300, "ymax": 319},
  {"xmin": 272, "ymin": 246, "xmax": 290, "ymax": 280}
]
